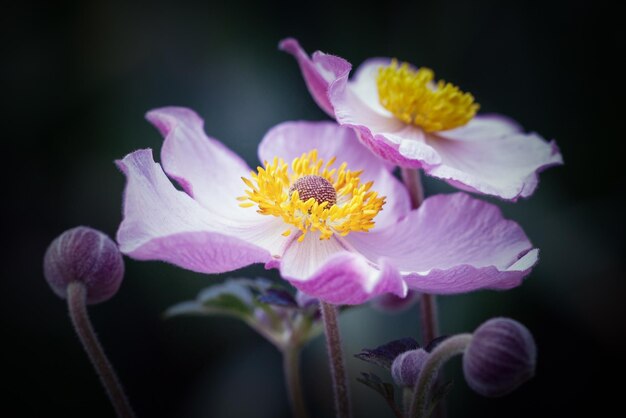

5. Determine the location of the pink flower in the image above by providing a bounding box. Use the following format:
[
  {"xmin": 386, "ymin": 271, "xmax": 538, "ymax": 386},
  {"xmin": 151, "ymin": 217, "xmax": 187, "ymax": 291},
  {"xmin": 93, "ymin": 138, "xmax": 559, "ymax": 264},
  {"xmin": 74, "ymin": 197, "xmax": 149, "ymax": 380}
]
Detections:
[
  {"xmin": 280, "ymin": 38, "xmax": 563, "ymax": 201},
  {"xmin": 116, "ymin": 107, "xmax": 538, "ymax": 305}
]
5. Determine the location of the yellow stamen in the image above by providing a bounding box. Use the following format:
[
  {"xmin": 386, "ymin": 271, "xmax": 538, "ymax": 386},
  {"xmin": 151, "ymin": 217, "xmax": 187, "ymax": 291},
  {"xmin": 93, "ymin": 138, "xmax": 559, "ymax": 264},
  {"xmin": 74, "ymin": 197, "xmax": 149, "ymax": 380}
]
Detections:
[
  {"xmin": 239, "ymin": 150, "xmax": 386, "ymax": 241},
  {"xmin": 376, "ymin": 59, "xmax": 479, "ymax": 132}
]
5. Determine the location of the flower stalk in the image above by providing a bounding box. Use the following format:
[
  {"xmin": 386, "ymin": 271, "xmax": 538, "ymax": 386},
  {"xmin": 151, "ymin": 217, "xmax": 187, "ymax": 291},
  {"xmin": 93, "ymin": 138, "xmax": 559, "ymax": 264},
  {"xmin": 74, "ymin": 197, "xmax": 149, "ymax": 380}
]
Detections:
[
  {"xmin": 67, "ymin": 281, "xmax": 135, "ymax": 418},
  {"xmin": 400, "ymin": 168, "xmax": 424, "ymax": 209},
  {"xmin": 283, "ymin": 346, "xmax": 309, "ymax": 418},
  {"xmin": 320, "ymin": 301, "xmax": 352, "ymax": 418},
  {"xmin": 419, "ymin": 294, "xmax": 439, "ymax": 350},
  {"xmin": 409, "ymin": 334, "xmax": 473, "ymax": 418},
  {"xmin": 400, "ymin": 168, "xmax": 440, "ymax": 346}
]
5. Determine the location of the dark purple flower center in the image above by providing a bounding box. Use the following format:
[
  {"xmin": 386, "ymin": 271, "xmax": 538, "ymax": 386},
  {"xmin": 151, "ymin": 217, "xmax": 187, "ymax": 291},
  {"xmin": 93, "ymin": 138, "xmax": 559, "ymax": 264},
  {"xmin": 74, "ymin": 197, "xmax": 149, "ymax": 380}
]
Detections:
[{"xmin": 289, "ymin": 175, "xmax": 337, "ymax": 207}]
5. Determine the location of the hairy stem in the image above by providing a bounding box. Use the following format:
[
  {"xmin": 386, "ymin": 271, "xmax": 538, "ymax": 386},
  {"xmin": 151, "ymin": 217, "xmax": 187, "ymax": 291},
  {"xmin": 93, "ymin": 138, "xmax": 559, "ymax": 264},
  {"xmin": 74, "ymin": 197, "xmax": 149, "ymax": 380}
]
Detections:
[
  {"xmin": 419, "ymin": 294, "xmax": 439, "ymax": 349},
  {"xmin": 400, "ymin": 168, "xmax": 440, "ymax": 345},
  {"xmin": 67, "ymin": 281, "xmax": 135, "ymax": 418},
  {"xmin": 283, "ymin": 347, "xmax": 309, "ymax": 418},
  {"xmin": 401, "ymin": 168, "xmax": 445, "ymax": 418},
  {"xmin": 320, "ymin": 302, "xmax": 352, "ymax": 418},
  {"xmin": 408, "ymin": 334, "xmax": 473, "ymax": 418},
  {"xmin": 403, "ymin": 387, "xmax": 414, "ymax": 417}
]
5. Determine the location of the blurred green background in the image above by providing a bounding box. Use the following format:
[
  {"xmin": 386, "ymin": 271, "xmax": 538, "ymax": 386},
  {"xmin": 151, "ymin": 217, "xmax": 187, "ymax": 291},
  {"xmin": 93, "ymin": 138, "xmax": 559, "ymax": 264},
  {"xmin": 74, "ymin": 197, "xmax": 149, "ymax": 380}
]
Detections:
[{"xmin": 3, "ymin": 0, "xmax": 623, "ymax": 417}]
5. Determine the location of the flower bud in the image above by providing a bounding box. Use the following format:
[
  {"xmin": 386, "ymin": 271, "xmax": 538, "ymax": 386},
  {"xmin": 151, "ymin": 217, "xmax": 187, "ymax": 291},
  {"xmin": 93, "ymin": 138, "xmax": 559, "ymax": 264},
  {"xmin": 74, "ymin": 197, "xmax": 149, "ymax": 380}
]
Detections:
[
  {"xmin": 44, "ymin": 226, "xmax": 124, "ymax": 304},
  {"xmin": 391, "ymin": 348, "xmax": 429, "ymax": 387},
  {"xmin": 463, "ymin": 317, "xmax": 537, "ymax": 397}
]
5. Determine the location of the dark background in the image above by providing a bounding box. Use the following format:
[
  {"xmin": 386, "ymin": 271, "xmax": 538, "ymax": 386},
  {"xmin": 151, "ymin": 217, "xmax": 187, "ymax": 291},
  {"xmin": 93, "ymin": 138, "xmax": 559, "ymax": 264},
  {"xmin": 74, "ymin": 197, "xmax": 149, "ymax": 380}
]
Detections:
[{"xmin": 3, "ymin": 1, "xmax": 623, "ymax": 417}]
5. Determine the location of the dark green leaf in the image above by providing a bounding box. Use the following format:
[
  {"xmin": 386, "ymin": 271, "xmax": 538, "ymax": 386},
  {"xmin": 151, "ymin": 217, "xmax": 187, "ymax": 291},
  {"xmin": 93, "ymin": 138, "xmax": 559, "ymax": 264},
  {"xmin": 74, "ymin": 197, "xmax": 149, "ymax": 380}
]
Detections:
[
  {"xmin": 257, "ymin": 288, "xmax": 298, "ymax": 307},
  {"xmin": 356, "ymin": 372, "xmax": 395, "ymax": 401},
  {"xmin": 356, "ymin": 373, "xmax": 403, "ymax": 418},
  {"xmin": 165, "ymin": 279, "xmax": 260, "ymax": 318},
  {"xmin": 355, "ymin": 337, "xmax": 420, "ymax": 369},
  {"xmin": 201, "ymin": 293, "xmax": 252, "ymax": 316}
]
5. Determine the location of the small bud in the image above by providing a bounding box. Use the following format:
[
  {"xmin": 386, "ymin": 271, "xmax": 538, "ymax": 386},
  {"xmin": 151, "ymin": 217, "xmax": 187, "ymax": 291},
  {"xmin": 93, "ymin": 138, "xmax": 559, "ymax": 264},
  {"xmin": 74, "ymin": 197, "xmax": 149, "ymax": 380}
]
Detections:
[
  {"xmin": 391, "ymin": 348, "xmax": 429, "ymax": 387},
  {"xmin": 44, "ymin": 226, "xmax": 124, "ymax": 304},
  {"xmin": 463, "ymin": 317, "xmax": 537, "ymax": 397},
  {"xmin": 371, "ymin": 290, "xmax": 418, "ymax": 313}
]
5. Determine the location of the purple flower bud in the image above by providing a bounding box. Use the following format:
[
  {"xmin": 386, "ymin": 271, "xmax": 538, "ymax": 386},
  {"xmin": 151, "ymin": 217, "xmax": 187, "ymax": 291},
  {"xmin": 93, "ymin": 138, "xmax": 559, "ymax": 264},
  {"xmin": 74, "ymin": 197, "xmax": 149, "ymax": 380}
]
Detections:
[
  {"xmin": 391, "ymin": 348, "xmax": 429, "ymax": 387},
  {"xmin": 44, "ymin": 226, "xmax": 124, "ymax": 304},
  {"xmin": 463, "ymin": 317, "xmax": 537, "ymax": 397}
]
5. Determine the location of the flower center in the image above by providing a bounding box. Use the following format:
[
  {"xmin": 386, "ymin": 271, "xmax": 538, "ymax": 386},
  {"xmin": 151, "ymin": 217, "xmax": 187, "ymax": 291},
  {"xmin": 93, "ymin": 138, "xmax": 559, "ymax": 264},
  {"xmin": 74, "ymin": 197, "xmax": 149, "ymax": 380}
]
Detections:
[
  {"xmin": 289, "ymin": 175, "xmax": 337, "ymax": 207},
  {"xmin": 376, "ymin": 59, "xmax": 480, "ymax": 132},
  {"xmin": 239, "ymin": 150, "xmax": 385, "ymax": 242}
]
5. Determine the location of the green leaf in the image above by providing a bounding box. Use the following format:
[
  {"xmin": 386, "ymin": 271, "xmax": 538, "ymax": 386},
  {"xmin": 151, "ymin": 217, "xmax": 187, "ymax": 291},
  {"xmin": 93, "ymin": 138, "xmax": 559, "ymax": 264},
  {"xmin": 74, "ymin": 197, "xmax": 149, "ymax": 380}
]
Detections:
[
  {"xmin": 164, "ymin": 301, "xmax": 209, "ymax": 317},
  {"xmin": 257, "ymin": 288, "xmax": 298, "ymax": 307},
  {"xmin": 202, "ymin": 292, "xmax": 252, "ymax": 316},
  {"xmin": 356, "ymin": 372, "xmax": 396, "ymax": 402},
  {"xmin": 355, "ymin": 337, "xmax": 420, "ymax": 369},
  {"xmin": 165, "ymin": 278, "xmax": 261, "ymax": 319},
  {"xmin": 357, "ymin": 373, "xmax": 403, "ymax": 418}
]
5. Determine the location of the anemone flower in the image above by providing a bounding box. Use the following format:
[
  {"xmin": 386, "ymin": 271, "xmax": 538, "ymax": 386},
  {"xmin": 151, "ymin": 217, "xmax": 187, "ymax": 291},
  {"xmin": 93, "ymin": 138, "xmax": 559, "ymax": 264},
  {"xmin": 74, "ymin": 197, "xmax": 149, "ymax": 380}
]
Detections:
[
  {"xmin": 117, "ymin": 107, "xmax": 538, "ymax": 304},
  {"xmin": 280, "ymin": 38, "xmax": 563, "ymax": 201}
]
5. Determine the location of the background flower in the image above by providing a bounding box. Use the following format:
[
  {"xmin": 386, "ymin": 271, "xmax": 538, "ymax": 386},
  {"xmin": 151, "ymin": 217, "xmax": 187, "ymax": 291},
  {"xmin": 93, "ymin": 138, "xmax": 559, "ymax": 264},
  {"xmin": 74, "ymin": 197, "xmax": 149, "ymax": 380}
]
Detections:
[
  {"xmin": 4, "ymin": 2, "xmax": 622, "ymax": 418},
  {"xmin": 281, "ymin": 38, "xmax": 563, "ymax": 201}
]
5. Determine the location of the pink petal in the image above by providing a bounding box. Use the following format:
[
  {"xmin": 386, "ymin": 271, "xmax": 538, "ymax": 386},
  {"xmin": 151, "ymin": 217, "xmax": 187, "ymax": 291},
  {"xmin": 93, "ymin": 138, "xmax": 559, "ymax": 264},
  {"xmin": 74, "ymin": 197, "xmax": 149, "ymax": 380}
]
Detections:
[
  {"xmin": 283, "ymin": 40, "xmax": 561, "ymax": 199},
  {"xmin": 349, "ymin": 58, "xmax": 395, "ymax": 117},
  {"xmin": 355, "ymin": 128, "xmax": 433, "ymax": 168},
  {"xmin": 425, "ymin": 117, "xmax": 563, "ymax": 200},
  {"xmin": 330, "ymin": 67, "xmax": 405, "ymax": 139},
  {"xmin": 146, "ymin": 107, "xmax": 257, "ymax": 220},
  {"xmin": 329, "ymin": 54, "xmax": 560, "ymax": 199},
  {"xmin": 280, "ymin": 40, "xmax": 430, "ymax": 168},
  {"xmin": 116, "ymin": 149, "xmax": 273, "ymax": 273},
  {"xmin": 345, "ymin": 193, "xmax": 538, "ymax": 294},
  {"xmin": 278, "ymin": 234, "xmax": 407, "ymax": 305},
  {"xmin": 258, "ymin": 121, "xmax": 410, "ymax": 227},
  {"xmin": 437, "ymin": 114, "xmax": 523, "ymax": 140},
  {"xmin": 327, "ymin": 59, "xmax": 434, "ymax": 168},
  {"xmin": 279, "ymin": 38, "xmax": 351, "ymax": 117}
]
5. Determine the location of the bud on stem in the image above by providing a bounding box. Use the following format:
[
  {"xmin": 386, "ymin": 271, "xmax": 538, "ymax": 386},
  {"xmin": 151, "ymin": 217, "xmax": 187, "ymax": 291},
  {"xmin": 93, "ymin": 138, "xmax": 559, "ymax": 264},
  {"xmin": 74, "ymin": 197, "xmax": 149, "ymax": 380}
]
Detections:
[
  {"xmin": 463, "ymin": 318, "xmax": 537, "ymax": 397},
  {"xmin": 44, "ymin": 227, "xmax": 134, "ymax": 417}
]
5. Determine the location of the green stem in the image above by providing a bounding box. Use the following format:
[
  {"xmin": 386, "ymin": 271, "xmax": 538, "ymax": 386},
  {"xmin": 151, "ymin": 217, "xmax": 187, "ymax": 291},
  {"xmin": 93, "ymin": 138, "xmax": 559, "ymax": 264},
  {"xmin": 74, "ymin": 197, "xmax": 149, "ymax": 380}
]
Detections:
[
  {"xmin": 408, "ymin": 334, "xmax": 473, "ymax": 418},
  {"xmin": 403, "ymin": 387, "xmax": 414, "ymax": 417},
  {"xmin": 400, "ymin": 168, "xmax": 442, "ymax": 415},
  {"xmin": 419, "ymin": 294, "xmax": 439, "ymax": 348},
  {"xmin": 283, "ymin": 346, "xmax": 309, "ymax": 418},
  {"xmin": 67, "ymin": 281, "xmax": 136, "ymax": 418},
  {"xmin": 400, "ymin": 168, "xmax": 439, "ymax": 346},
  {"xmin": 400, "ymin": 168, "xmax": 439, "ymax": 341},
  {"xmin": 320, "ymin": 302, "xmax": 352, "ymax": 418}
]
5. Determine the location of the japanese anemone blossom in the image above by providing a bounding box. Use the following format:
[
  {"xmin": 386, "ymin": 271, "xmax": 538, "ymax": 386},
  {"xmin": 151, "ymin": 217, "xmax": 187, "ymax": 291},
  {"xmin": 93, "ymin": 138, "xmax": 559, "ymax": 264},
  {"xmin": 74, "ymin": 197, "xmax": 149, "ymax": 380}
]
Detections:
[
  {"xmin": 280, "ymin": 38, "xmax": 563, "ymax": 201},
  {"xmin": 116, "ymin": 107, "xmax": 538, "ymax": 305}
]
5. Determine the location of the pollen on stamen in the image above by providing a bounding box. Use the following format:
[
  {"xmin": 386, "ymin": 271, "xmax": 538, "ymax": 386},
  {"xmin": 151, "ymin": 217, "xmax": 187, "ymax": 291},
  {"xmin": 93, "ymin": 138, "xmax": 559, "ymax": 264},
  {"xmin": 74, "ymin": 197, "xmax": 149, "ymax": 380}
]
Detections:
[
  {"xmin": 238, "ymin": 149, "xmax": 386, "ymax": 242},
  {"xmin": 376, "ymin": 59, "xmax": 480, "ymax": 132}
]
